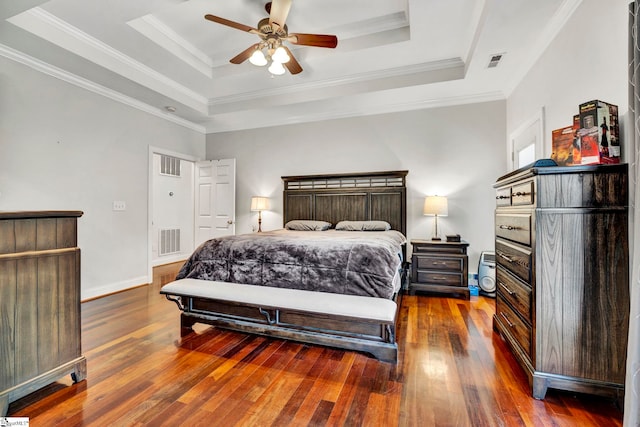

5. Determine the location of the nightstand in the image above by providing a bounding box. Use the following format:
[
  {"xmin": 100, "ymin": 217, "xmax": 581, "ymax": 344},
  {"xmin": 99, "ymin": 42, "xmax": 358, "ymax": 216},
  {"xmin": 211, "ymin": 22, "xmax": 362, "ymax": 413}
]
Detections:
[{"xmin": 409, "ymin": 239, "xmax": 469, "ymax": 299}]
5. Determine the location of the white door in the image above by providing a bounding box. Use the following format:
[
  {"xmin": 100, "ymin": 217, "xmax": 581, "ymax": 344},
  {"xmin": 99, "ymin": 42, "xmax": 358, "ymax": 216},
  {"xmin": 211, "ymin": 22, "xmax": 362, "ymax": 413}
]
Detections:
[
  {"xmin": 151, "ymin": 153, "xmax": 195, "ymax": 266},
  {"xmin": 195, "ymin": 159, "xmax": 236, "ymax": 247}
]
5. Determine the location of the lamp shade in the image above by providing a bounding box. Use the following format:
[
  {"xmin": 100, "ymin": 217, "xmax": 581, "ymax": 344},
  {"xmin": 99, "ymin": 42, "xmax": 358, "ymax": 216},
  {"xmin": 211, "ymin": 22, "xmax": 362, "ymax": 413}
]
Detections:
[
  {"xmin": 423, "ymin": 196, "xmax": 448, "ymax": 216},
  {"xmin": 250, "ymin": 196, "xmax": 270, "ymax": 211}
]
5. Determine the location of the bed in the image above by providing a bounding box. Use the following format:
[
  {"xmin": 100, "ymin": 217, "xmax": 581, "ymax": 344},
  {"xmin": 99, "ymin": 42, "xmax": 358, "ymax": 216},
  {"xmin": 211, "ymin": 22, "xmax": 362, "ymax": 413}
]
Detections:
[{"xmin": 161, "ymin": 170, "xmax": 408, "ymax": 363}]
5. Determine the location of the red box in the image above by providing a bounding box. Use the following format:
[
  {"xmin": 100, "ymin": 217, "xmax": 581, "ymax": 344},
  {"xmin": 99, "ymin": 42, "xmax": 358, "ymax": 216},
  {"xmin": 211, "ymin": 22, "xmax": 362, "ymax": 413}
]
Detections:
[
  {"xmin": 577, "ymin": 127, "xmax": 601, "ymax": 165},
  {"xmin": 578, "ymin": 100, "xmax": 620, "ymax": 164}
]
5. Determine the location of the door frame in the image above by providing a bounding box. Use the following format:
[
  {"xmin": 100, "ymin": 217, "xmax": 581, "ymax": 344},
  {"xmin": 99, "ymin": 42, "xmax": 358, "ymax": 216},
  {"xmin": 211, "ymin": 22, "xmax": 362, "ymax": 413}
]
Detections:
[
  {"xmin": 508, "ymin": 107, "xmax": 545, "ymax": 170},
  {"xmin": 147, "ymin": 146, "xmax": 201, "ymax": 283}
]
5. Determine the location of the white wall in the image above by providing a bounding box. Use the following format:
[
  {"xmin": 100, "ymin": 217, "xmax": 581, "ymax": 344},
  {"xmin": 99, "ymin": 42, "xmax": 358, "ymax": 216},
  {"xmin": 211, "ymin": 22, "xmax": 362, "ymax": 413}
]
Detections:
[
  {"xmin": 507, "ymin": 0, "xmax": 629, "ymax": 159},
  {"xmin": 0, "ymin": 56, "xmax": 206, "ymax": 300},
  {"xmin": 206, "ymin": 101, "xmax": 506, "ymax": 271}
]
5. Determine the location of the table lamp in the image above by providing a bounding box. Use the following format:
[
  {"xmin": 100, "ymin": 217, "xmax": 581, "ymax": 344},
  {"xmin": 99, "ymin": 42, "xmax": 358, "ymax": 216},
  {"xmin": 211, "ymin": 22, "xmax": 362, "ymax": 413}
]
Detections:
[{"xmin": 423, "ymin": 195, "xmax": 448, "ymax": 241}]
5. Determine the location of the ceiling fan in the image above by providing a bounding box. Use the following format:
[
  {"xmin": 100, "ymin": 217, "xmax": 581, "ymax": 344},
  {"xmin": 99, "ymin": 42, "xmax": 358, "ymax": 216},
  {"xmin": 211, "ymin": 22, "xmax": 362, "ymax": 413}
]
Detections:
[{"xmin": 204, "ymin": 0, "xmax": 338, "ymax": 75}]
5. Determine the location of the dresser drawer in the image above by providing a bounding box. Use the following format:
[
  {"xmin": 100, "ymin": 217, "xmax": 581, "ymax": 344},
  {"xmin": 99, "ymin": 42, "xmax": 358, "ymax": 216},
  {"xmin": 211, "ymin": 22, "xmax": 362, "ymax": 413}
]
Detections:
[
  {"xmin": 511, "ymin": 181, "xmax": 535, "ymax": 206},
  {"xmin": 495, "ymin": 239, "xmax": 531, "ymax": 284},
  {"xmin": 496, "ymin": 294, "xmax": 532, "ymax": 358},
  {"xmin": 495, "ymin": 213, "xmax": 532, "ymax": 246},
  {"xmin": 495, "ymin": 187, "xmax": 511, "ymax": 207},
  {"xmin": 413, "ymin": 255, "xmax": 464, "ymax": 272},
  {"xmin": 413, "ymin": 270, "xmax": 464, "ymax": 287},
  {"xmin": 496, "ymin": 265, "xmax": 532, "ymax": 323}
]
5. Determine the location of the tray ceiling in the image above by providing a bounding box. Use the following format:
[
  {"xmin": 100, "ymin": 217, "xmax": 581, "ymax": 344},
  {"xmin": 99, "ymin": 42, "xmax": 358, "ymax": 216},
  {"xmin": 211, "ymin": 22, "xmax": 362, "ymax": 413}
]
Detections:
[{"xmin": 0, "ymin": 0, "xmax": 581, "ymax": 133}]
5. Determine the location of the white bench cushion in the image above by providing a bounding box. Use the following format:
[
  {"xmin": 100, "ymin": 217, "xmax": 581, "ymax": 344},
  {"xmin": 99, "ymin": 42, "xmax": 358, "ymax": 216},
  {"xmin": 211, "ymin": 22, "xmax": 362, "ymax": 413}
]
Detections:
[{"xmin": 161, "ymin": 278, "xmax": 397, "ymax": 323}]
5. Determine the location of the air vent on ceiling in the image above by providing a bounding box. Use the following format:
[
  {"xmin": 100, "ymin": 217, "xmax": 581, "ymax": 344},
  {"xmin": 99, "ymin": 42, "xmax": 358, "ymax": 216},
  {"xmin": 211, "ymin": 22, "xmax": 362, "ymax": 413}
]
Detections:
[{"xmin": 487, "ymin": 53, "xmax": 504, "ymax": 68}]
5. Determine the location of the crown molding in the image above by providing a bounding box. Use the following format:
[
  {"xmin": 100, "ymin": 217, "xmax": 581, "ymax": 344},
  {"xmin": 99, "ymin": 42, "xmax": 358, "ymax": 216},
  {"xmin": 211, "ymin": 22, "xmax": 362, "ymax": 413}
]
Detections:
[
  {"xmin": 0, "ymin": 43, "xmax": 206, "ymax": 133},
  {"xmin": 9, "ymin": 7, "xmax": 209, "ymax": 113},
  {"xmin": 205, "ymin": 90, "xmax": 505, "ymax": 134},
  {"xmin": 209, "ymin": 57, "xmax": 465, "ymax": 108},
  {"xmin": 128, "ymin": 14, "xmax": 213, "ymax": 78}
]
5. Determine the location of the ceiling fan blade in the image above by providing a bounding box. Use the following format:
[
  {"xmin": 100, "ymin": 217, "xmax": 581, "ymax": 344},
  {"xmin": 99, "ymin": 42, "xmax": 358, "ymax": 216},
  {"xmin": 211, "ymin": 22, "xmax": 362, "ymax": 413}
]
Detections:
[
  {"xmin": 289, "ymin": 33, "xmax": 338, "ymax": 49},
  {"xmin": 282, "ymin": 47, "xmax": 302, "ymax": 74},
  {"xmin": 268, "ymin": 0, "xmax": 292, "ymax": 29},
  {"xmin": 230, "ymin": 43, "xmax": 261, "ymax": 64},
  {"xmin": 205, "ymin": 14, "xmax": 257, "ymax": 33}
]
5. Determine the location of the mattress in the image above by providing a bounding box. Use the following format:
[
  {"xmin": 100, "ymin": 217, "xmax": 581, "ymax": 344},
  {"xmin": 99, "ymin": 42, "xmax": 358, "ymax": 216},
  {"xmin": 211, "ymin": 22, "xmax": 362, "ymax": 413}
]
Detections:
[{"xmin": 176, "ymin": 229, "xmax": 406, "ymax": 299}]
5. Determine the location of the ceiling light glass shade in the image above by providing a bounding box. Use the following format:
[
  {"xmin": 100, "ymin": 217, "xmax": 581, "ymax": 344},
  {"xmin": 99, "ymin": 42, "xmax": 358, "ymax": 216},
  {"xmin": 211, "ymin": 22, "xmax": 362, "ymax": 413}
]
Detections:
[
  {"xmin": 271, "ymin": 47, "xmax": 290, "ymax": 64},
  {"xmin": 268, "ymin": 61, "xmax": 286, "ymax": 75},
  {"xmin": 249, "ymin": 49, "xmax": 267, "ymax": 66}
]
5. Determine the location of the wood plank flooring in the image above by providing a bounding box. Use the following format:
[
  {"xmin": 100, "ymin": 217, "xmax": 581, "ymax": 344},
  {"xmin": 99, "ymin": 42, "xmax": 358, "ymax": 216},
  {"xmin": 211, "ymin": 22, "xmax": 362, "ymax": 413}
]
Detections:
[{"xmin": 7, "ymin": 262, "xmax": 623, "ymax": 426}]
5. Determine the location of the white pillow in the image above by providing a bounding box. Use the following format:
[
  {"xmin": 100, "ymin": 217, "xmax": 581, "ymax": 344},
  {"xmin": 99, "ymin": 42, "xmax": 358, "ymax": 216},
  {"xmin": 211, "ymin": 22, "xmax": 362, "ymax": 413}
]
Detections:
[
  {"xmin": 285, "ymin": 220, "xmax": 332, "ymax": 231},
  {"xmin": 335, "ymin": 220, "xmax": 391, "ymax": 231}
]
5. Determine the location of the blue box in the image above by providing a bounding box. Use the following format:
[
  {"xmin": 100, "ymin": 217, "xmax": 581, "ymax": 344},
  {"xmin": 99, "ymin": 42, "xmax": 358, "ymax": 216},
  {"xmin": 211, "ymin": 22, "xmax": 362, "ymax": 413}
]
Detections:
[{"xmin": 469, "ymin": 285, "xmax": 479, "ymax": 296}]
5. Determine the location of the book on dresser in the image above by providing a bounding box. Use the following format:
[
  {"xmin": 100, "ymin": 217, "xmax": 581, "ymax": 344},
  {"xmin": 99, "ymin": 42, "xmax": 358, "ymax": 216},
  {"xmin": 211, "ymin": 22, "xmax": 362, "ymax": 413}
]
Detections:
[{"xmin": 492, "ymin": 163, "xmax": 629, "ymax": 402}]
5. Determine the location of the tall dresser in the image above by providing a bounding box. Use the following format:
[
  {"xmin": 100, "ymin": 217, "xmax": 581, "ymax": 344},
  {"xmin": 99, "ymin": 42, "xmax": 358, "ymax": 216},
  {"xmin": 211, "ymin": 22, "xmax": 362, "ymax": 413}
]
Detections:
[
  {"xmin": 0, "ymin": 211, "xmax": 86, "ymax": 416},
  {"xmin": 493, "ymin": 164, "xmax": 629, "ymax": 400}
]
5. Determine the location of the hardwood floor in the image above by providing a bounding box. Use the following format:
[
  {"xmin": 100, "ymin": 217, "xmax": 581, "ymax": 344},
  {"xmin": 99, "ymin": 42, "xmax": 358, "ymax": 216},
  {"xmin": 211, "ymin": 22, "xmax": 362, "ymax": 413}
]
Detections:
[{"xmin": 7, "ymin": 262, "xmax": 623, "ymax": 426}]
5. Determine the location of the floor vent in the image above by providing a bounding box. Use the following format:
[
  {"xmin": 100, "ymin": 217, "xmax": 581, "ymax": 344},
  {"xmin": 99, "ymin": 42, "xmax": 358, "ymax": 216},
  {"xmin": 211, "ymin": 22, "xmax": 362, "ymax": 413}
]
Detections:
[{"xmin": 159, "ymin": 228, "xmax": 181, "ymax": 256}]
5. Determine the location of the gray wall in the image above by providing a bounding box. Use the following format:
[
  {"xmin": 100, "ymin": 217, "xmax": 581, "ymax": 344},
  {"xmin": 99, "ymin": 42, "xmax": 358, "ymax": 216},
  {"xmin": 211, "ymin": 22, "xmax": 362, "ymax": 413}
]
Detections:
[
  {"xmin": 0, "ymin": 55, "xmax": 205, "ymax": 299},
  {"xmin": 206, "ymin": 101, "xmax": 507, "ymax": 271},
  {"xmin": 507, "ymin": 0, "xmax": 629, "ymax": 160}
]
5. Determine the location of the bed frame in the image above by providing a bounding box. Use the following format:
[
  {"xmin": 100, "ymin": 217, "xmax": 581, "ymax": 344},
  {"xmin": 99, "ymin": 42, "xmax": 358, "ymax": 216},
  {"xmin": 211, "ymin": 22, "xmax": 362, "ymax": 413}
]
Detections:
[{"xmin": 162, "ymin": 170, "xmax": 408, "ymax": 363}]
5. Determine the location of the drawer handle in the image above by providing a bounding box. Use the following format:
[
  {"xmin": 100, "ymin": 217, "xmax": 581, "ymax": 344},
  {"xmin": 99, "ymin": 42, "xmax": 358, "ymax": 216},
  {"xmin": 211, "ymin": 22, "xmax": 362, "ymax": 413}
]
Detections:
[
  {"xmin": 498, "ymin": 225, "xmax": 519, "ymax": 230},
  {"xmin": 496, "ymin": 195, "xmax": 510, "ymax": 200},
  {"xmin": 513, "ymin": 191, "xmax": 531, "ymax": 197},
  {"xmin": 431, "ymin": 261, "xmax": 448, "ymax": 266},
  {"xmin": 500, "ymin": 312, "xmax": 515, "ymax": 328},
  {"xmin": 432, "ymin": 276, "xmax": 448, "ymax": 281},
  {"xmin": 499, "ymin": 282, "xmax": 515, "ymax": 296},
  {"xmin": 496, "ymin": 251, "xmax": 514, "ymax": 263}
]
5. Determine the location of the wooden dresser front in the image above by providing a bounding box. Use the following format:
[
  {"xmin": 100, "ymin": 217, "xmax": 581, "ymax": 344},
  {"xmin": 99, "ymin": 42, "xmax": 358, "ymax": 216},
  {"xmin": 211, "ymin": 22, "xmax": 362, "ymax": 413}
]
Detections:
[
  {"xmin": 493, "ymin": 164, "xmax": 629, "ymax": 401},
  {"xmin": 0, "ymin": 211, "xmax": 86, "ymax": 416}
]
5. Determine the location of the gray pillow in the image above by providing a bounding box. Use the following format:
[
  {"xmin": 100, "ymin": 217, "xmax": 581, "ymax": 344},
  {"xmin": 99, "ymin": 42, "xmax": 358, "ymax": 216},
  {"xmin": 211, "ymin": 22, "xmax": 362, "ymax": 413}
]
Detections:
[
  {"xmin": 335, "ymin": 220, "xmax": 391, "ymax": 231},
  {"xmin": 285, "ymin": 220, "xmax": 332, "ymax": 231}
]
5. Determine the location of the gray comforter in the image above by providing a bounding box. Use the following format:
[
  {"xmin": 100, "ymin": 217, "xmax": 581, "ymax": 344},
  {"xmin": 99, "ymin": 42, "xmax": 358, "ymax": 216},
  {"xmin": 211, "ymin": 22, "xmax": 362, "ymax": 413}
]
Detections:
[{"xmin": 176, "ymin": 229, "xmax": 407, "ymax": 299}]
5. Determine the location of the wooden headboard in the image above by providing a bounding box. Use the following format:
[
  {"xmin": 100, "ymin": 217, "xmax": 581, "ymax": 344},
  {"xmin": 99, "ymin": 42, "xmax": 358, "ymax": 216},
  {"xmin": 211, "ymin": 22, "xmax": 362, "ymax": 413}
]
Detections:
[{"xmin": 281, "ymin": 170, "xmax": 408, "ymax": 236}]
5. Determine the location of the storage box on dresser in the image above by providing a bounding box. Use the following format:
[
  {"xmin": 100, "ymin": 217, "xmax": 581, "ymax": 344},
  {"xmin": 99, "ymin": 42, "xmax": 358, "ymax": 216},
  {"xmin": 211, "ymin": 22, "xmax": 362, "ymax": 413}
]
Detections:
[
  {"xmin": 493, "ymin": 164, "xmax": 629, "ymax": 401},
  {"xmin": 409, "ymin": 240, "xmax": 469, "ymax": 299},
  {"xmin": 0, "ymin": 211, "xmax": 86, "ymax": 416}
]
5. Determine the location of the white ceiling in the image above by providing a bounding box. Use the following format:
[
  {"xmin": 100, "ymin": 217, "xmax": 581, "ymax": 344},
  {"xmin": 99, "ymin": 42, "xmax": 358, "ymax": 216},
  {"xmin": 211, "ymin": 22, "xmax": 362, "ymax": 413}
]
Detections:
[{"xmin": 0, "ymin": 0, "xmax": 581, "ymax": 133}]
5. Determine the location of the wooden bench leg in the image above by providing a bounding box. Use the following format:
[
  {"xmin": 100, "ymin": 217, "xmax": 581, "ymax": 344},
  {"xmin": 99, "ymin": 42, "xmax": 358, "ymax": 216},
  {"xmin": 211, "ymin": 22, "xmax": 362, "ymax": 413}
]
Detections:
[{"xmin": 181, "ymin": 313, "xmax": 197, "ymax": 336}]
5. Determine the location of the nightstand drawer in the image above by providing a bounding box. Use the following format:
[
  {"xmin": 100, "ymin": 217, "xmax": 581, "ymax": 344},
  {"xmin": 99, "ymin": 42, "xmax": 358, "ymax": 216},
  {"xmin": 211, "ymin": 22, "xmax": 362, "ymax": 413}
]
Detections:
[
  {"xmin": 496, "ymin": 266, "xmax": 532, "ymax": 323},
  {"xmin": 414, "ymin": 270, "xmax": 464, "ymax": 287},
  {"xmin": 496, "ymin": 294, "xmax": 532, "ymax": 358},
  {"xmin": 495, "ymin": 213, "xmax": 531, "ymax": 246},
  {"xmin": 413, "ymin": 256, "xmax": 464, "ymax": 272},
  {"xmin": 495, "ymin": 239, "xmax": 531, "ymax": 284}
]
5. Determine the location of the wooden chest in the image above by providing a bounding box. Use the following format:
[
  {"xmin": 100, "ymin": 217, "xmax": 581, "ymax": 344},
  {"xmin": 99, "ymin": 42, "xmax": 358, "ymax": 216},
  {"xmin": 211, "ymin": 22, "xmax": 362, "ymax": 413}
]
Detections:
[{"xmin": 493, "ymin": 164, "xmax": 629, "ymax": 400}]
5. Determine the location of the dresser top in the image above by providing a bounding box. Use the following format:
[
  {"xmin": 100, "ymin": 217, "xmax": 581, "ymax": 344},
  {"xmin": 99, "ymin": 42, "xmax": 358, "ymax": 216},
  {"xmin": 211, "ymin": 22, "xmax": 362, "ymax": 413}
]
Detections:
[
  {"xmin": 0, "ymin": 210, "xmax": 83, "ymax": 219},
  {"xmin": 495, "ymin": 163, "xmax": 628, "ymax": 187}
]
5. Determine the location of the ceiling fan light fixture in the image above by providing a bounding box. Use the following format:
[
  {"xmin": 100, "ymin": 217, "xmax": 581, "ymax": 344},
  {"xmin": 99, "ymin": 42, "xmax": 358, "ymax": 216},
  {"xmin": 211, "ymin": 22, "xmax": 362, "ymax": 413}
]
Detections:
[
  {"xmin": 249, "ymin": 49, "xmax": 267, "ymax": 66},
  {"xmin": 268, "ymin": 61, "xmax": 286, "ymax": 75},
  {"xmin": 272, "ymin": 46, "xmax": 290, "ymax": 64}
]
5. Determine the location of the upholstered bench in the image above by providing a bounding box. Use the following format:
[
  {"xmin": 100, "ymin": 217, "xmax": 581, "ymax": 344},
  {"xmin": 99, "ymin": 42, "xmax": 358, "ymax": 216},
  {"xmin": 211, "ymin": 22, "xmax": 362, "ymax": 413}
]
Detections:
[{"xmin": 160, "ymin": 278, "xmax": 399, "ymax": 363}]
